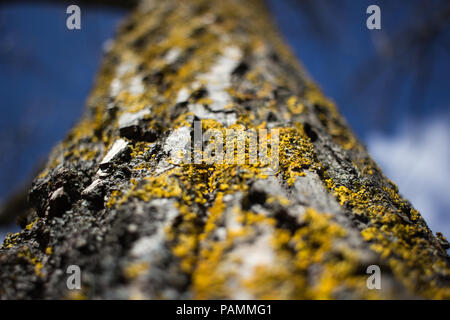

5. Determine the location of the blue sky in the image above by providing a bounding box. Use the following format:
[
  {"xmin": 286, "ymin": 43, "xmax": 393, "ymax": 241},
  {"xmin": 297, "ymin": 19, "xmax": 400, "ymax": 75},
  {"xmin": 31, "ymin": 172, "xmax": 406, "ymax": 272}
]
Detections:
[{"xmin": 0, "ymin": 1, "xmax": 448, "ymax": 240}]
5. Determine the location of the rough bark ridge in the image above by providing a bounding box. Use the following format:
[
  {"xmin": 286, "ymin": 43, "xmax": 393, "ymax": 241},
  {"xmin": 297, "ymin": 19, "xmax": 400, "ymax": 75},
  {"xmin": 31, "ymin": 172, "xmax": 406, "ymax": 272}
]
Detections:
[{"xmin": 1, "ymin": 0, "xmax": 449, "ymax": 299}]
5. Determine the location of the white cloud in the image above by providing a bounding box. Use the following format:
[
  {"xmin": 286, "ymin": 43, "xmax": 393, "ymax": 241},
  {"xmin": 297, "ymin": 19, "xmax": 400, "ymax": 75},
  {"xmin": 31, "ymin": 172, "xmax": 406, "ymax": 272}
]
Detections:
[{"xmin": 367, "ymin": 116, "xmax": 450, "ymax": 239}]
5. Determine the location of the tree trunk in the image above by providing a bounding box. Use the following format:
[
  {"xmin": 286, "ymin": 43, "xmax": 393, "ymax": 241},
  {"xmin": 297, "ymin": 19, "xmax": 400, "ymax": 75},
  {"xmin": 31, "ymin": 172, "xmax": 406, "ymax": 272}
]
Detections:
[{"xmin": 1, "ymin": 0, "xmax": 449, "ymax": 299}]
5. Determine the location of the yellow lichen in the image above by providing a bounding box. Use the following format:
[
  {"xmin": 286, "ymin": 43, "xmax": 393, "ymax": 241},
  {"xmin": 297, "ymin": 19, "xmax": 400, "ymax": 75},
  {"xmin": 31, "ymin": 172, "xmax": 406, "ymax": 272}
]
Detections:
[{"xmin": 243, "ymin": 208, "xmax": 381, "ymax": 299}]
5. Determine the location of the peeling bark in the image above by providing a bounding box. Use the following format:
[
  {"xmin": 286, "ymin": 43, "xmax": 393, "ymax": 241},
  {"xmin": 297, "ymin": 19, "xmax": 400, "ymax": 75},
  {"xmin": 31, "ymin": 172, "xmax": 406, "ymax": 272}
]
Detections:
[{"xmin": 0, "ymin": 0, "xmax": 449, "ymax": 299}]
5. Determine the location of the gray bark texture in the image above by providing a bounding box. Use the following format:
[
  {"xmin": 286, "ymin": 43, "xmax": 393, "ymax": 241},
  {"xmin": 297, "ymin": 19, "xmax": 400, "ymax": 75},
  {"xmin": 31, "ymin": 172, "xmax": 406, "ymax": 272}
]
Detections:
[{"xmin": 0, "ymin": 0, "xmax": 449, "ymax": 299}]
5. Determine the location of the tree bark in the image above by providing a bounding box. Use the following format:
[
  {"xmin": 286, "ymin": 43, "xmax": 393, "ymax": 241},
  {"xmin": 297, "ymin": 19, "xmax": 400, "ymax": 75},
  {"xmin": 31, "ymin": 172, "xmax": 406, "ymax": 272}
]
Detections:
[{"xmin": 0, "ymin": 0, "xmax": 449, "ymax": 299}]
